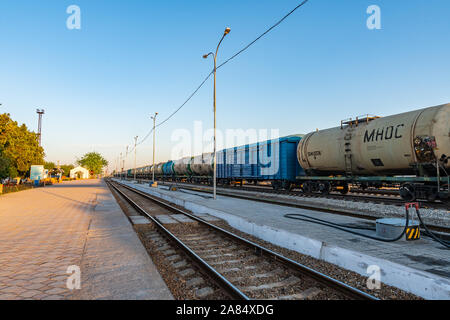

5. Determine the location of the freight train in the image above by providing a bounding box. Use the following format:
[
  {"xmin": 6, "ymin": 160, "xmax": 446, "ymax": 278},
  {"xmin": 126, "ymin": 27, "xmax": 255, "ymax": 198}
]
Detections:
[{"xmin": 117, "ymin": 104, "xmax": 449, "ymax": 203}]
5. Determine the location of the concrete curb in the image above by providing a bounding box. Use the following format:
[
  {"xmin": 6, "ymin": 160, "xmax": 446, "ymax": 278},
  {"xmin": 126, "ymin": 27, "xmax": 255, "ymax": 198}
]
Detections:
[{"xmin": 117, "ymin": 180, "xmax": 450, "ymax": 300}]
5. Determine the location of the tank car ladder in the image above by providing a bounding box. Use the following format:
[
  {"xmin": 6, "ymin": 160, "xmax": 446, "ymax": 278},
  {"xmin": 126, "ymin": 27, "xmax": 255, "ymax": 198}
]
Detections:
[{"xmin": 343, "ymin": 127, "xmax": 355, "ymax": 176}]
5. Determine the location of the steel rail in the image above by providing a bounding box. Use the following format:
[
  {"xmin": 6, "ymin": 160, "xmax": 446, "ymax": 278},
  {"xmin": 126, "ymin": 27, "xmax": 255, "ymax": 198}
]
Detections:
[
  {"xmin": 155, "ymin": 182, "xmax": 450, "ymax": 234},
  {"xmin": 110, "ymin": 179, "xmax": 378, "ymax": 300},
  {"xmin": 133, "ymin": 178, "xmax": 448, "ymax": 210}
]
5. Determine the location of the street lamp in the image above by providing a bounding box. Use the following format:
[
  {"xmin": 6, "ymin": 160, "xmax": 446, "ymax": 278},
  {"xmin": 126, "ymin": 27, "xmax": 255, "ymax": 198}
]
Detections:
[
  {"xmin": 124, "ymin": 145, "xmax": 128, "ymax": 180},
  {"xmin": 36, "ymin": 109, "xmax": 45, "ymax": 147},
  {"xmin": 120, "ymin": 152, "xmax": 123, "ymax": 180},
  {"xmin": 203, "ymin": 27, "xmax": 231, "ymax": 200},
  {"xmin": 134, "ymin": 136, "xmax": 138, "ymax": 181},
  {"xmin": 151, "ymin": 112, "xmax": 158, "ymax": 187}
]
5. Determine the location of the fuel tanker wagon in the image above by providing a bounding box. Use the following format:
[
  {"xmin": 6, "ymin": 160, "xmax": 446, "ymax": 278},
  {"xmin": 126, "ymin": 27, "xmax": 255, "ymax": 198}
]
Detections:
[{"xmin": 297, "ymin": 104, "xmax": 450, "ymax": 202}]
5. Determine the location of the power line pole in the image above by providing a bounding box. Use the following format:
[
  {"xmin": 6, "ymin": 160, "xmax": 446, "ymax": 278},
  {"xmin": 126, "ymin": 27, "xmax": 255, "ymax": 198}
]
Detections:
[
  {"xmin": 134, "ymin": 136, "xmax": 138, "ymax": 181},
  {"xmin": 125, "ymin": 145, "xmax": 128, "ymax": 180},
  {"xmin": 151, "ymin": 112, "xmax": 158, "ymax": 186},
  {"xmin": 120, "ymin": 152, "xmax": 123, "ymax": 180},
  {"xmin": 36, "ymin": 109, "xmax": 45, "ymax": 146}
]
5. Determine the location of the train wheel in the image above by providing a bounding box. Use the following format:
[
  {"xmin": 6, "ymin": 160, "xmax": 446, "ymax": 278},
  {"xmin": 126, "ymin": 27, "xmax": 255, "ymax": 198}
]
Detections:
[
  {"xmin": 281, "ymin": 181, "xmax": 291, "ymax": 190},
  {"xmin": 426, "ymin": 187, "xmax": 438, "ymax": 202},
  {"xmin": 302, "ymin": 182, "xmax": 312, "ymax": 194},
  {"xmin": 399, "ymin": 183, "xmax": 416, "ymax": 201},
  {"xmin": 271, "ymin": 181, "xmax": 281, "ymax": 191},
  {"xmin": 319, "ymin": 182, "xmax": 331, "ymax": 195},
  {"xmin": 339, "ymin": 184, "xmax": 349, "ymax": 195}
]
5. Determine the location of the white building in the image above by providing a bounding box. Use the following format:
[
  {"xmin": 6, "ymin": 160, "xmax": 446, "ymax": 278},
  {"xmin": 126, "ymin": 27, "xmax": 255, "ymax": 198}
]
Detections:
[{"xmin": 70, "ymin": 166, "xmax": 90, "ymax": 179}]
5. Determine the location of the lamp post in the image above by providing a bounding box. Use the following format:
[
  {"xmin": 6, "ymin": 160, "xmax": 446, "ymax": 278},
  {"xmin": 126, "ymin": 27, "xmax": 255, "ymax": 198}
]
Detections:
[
  {"xmin": 151, "ymin": 112, "xmax": 158, "ymax": 186},
  {"xmin": 120, "ymin": 152, "xmax": 123, "ymax": 180},
  {"xmin": 36, "ymin": 109, "xmax": 45, "ymax": 147},
  {"xmin": 125, "ymin": 145, "xmax": 128, "ymax": 180},
  {"xmin": 134, "ymin": 136, "xmax": 138, "ymax": 181},
  {"xmin": 203, "ymin": 27, "xmax": 231, "ymax": 200}
]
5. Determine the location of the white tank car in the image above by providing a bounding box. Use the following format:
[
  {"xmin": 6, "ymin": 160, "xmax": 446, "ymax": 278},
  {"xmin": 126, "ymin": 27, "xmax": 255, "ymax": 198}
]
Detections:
[
  {"xmin": 191, "ymin": 153, "xmax": 214, "ymax": 176},
  {"xmin": 155, "ymin": 163, "xmax": 164, "ymax": 175},
  {"xmin": 173, "ymin": 157, "xmax": 193, "ymax": 176},
  {"xmin": 297, "ymin": 104, "xmax": 450, "ymax": 176}
]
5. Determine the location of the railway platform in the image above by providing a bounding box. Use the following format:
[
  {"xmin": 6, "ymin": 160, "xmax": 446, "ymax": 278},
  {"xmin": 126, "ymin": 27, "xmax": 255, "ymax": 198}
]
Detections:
[
  {"xmin": 116, "ymin": 179, "xmax": 450, "ymax": 300},
  {"xmin": 0, "ymin": 179, "xmax": 173, "ymax": 300}
]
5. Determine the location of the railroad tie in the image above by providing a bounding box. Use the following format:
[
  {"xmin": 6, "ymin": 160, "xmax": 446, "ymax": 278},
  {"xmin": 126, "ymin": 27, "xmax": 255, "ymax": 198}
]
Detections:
[
  {"xmin": 227, "ymin": 268, "xmax": 284, "ymax": 283},
  {"xmin": 202, "ymin": 250, "xmax": 248, "ymax": 260},
  {"xmin": 194, "ymin": 245, "xmax": 237, "ymax": 253},
  {"xmin": 161, "ymin": 249, "xmax": 176, "ymax": 256},
  {"xmin": 275, "ymin": 287, "xmax": 322, "ymax": 300},
  {"xmin": 195, "ymin": 287, "xmax": 215, "ymax": 298},
  {"xmin": 155, "ymin": 215, "xmax": 179, "ymax": 224},
  {"xmin": 181, "ymin": 236, "xmax": 211, "ymax": 242},
  {"xmin": 156, "ymin": 245, "xmax": 171, "ymax": 252},
  {"xmin": 209, "ymin": 256, "xmax": 259, "ymax": 266},
  {"xmin": 170, "ymin": 214, "xmax": 197, "ymax": 224},
  {"xmin": 172, "ymin": 260, "xmax": 188, "ymax": 269},
  {"xmin": 178, "ymin": 268, "xmax": 196, "ymax": 277},
  {"xmin": 241, "ymin": 275, "xmax": 301, "ymax": 292},
  {"xmin": 186, "ymin": 277, "xmax": 205, "ymax": 288}
]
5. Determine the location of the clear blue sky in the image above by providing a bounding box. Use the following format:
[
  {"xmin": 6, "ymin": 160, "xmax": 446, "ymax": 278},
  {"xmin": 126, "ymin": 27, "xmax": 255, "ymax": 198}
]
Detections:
[{"xmin": 1, "ymin": 0, "xmax": 449, "ymax": 172}]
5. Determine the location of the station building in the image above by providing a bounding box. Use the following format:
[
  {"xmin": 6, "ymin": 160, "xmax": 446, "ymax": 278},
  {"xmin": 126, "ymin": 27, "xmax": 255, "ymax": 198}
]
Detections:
[{"xmin": 69, "ymin": 166, "xmax": 90, "ymax": 179}]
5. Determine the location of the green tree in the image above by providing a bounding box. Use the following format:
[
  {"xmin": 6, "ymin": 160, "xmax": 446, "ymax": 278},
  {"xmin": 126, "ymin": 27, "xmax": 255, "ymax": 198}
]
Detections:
[
  {"xmin": 77, "ymin": 152, "xmax": 108, "ymax": 175},
  {"xmin": 0, "ymin": 113, "xmax": 44, "ymax": 178},
  {"xmin": 60, "ymin": 164, "xmax": 75, "ymax": 176},
  {"xmin": 44, "ymin": 162, "xmax": 56, "ymax": 170},
  {"xmin": 0, "ymin": 154, "xmax": 12, "ymax": 179}
]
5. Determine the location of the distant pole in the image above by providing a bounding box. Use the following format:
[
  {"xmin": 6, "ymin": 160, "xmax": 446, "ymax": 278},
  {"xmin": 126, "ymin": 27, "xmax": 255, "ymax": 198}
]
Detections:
[
  {"xmin": 36, "ymin": 109, "xmax": 45, "ymax": 146},
  {"xmin": 203, "ymin": 27, "xmax": 231, "ymax": 200},
  {"xmin": 151, "ymin": 112, "xmax": 158, "ymax": 184},
  {"xmin": 134, "ymin": 136, "xmax": 138, "ymax": 181},
  {"xmin": 120, "ymin": 152, "xmax": 123, "ymax": 180},
  {"xmin": 125, "ymin": 145, "xmax": 128, "ymax": 180}
]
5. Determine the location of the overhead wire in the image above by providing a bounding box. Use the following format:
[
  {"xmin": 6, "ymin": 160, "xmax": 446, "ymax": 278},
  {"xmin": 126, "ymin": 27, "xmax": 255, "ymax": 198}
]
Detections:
[{"xmin": 121, "ymin": 0, "xmax": 311, "ymax": 160}]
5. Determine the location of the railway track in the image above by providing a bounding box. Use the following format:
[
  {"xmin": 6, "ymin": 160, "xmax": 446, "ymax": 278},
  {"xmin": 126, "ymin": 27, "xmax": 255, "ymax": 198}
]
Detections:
[
  {"xmin": 107, "ymin": 179, "xmax": 377, "ymax": 300},
  {"xmin": 219, "ymin": 185, "xmax": 448, "ymax": 211},
  {"xmin": 132, "ymin": 178, "xmax": 448, "ymax": 211},
  {"xmin": 140, "ymin": 180, "xmax": 449, "ymax": 235}
]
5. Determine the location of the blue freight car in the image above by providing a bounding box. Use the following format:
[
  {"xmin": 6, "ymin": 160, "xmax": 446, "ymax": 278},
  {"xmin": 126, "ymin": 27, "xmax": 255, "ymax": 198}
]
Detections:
[{"xmin": 217, "ymin": 135, "xmax": 304, "ymax": 190}]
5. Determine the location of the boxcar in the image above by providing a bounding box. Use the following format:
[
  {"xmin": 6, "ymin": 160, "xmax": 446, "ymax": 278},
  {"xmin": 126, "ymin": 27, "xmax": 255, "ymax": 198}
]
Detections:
[{"xmin": 218, "ymin": 135, "xmax": 304, "ymax": 190}]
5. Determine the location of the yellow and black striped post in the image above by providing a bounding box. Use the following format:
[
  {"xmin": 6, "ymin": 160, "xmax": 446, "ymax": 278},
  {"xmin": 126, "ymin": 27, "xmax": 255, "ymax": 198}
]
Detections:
[
  {"xmin": 405, "ymin": 203, "xmax": 421, "ymax": 241},
  {"xmin": 405, "ymin": 225, "xmax": 420, "ymax": 241}
]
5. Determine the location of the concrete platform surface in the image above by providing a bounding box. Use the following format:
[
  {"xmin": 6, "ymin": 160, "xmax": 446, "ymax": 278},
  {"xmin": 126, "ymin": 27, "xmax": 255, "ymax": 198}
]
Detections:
[
  {"xmin": 0, "ymin": 179, "xmax": 173, "ymax": 300},
  {"xmin": 117, "ymin": 179, "xmax": 450, "ymax": 300}
]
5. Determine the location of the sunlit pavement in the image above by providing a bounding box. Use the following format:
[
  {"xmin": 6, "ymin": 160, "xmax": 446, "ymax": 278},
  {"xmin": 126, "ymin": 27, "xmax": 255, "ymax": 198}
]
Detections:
[{"xmin": 0, "ymin": 179, "xmax": 172, "ymax": 300}]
